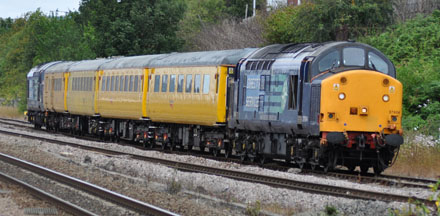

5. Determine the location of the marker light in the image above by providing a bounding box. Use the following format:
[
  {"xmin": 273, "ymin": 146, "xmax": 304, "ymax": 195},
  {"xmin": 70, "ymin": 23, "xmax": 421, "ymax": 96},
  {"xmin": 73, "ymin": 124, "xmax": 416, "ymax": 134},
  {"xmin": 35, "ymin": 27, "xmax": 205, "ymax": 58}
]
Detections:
[
  {"xmin": 361, "ymin": 108, "xmax": 368, "ymax": 113},
  {"xmin": 383, "ymin": 94, "xmax": 390, "ymax": 102},
  {"xmin": 338, "ymin": 93, "xmax": 346, "ymax": 100}
]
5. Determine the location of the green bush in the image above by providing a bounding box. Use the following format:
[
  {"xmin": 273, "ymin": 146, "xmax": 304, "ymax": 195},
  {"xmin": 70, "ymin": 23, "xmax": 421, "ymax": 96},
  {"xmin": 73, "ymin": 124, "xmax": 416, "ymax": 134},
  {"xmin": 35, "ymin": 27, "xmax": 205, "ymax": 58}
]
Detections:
[{"xmin": 264, "ymin": 0, "xmax": 393, "ymax": 44}]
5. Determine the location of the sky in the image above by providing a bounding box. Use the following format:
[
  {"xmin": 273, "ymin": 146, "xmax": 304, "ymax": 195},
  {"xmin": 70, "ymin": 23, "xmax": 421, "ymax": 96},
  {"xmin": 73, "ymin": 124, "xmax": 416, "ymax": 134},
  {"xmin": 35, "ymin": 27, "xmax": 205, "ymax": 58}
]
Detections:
[{"xmin": 0, "ymin": 0, "xmax": 81, "ymax": 19}]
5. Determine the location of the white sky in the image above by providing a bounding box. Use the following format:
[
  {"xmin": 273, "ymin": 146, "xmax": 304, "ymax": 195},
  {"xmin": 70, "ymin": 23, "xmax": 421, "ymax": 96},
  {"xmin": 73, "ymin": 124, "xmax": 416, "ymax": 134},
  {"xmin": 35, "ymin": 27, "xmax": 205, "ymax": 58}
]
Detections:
[{"xmin": 0, "ymin": 0, "xmax": 81, "ymax": 19}]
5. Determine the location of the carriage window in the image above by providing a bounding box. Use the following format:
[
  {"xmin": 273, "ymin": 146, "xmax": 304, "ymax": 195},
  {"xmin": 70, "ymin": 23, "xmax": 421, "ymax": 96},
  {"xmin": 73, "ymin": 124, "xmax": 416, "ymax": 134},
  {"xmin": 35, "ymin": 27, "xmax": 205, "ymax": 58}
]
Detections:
[
  {"xmin": 194, "ymin": 74, "xmax": 201, "ymax": 93},
  {"xmin": 154, "ymin": 75, "xmax": 160, "ymax": 92},
  {"xmin": 124, "ymin": 75, "xmax": 129, "ymax": 91},
  {"xmin": 169, "ymin": 75, "xmax": 176, "ymax": 92},
  {"xmin": 128, "ymin": 75, "xmax": 133, "ymax": 92},
  {"xmin": 80, "ymin": 77, "xmax": 84, "ymax": 91},
  {"xmin": 101, "ymin": 77, "xmax": 105, "ymax": 91},
  {"xmin": 343, "ymin": 47, "xmax": 365, "ymax": 66},
  {"xmin": 119, "ymin": 76, "xmax": 124, "ymax": 91},
  {"xmin": 368, "ymin": 52, "xmax": 389, "ymax": 74},
  {"xmin": 105, "ymin": 76, "xmax": 110, "ymax": 91},
  {"xmin": 115, "ymin": 76, "xmax": 119, "ymax": 91},
  {"xmin": 161, "ymin": 75, "xmax": 168, "ymax": 92},
  {"xmin": 203, "ymin": 74, "xmax": 210, "ymax": 94},
  {"xmin": 177, "ymin": 75, "xmax": 184, "ymax": 92},
  {"xmin": 109, "ymin": 76, "xmax": 114, "ymax": 91},
  {"xmin": 134, "ymin": 75, "xmax": 139, "ymax": 92},
  {"xmin": 319, "ymin": 50, "xmax": 340, "ymax": 72},
  {"xmin": 186, "ymin": 74, "xmax": 192, "ymax": 93}
]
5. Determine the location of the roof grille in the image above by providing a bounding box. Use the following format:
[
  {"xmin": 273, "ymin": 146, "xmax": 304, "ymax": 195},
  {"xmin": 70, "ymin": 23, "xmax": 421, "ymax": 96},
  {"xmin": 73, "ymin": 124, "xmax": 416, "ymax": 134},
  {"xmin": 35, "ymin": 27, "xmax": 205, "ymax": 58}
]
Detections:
[{"xmin": 245, "ymin": 60, "xmax": 275, "ymax": 70}]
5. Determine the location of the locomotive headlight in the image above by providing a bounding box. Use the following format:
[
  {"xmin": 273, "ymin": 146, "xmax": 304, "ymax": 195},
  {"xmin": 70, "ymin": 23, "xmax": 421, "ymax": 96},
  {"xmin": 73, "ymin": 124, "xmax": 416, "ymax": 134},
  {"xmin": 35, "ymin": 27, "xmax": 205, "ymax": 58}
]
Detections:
[
  {"xmin": 361, "ymin": 107, "xmax": 368, "ymax": 113},
  {"xmin": 338, "ymin": 93, "xmax": 346, "ymax": 100},
  {"xmin": 382, "ymin": 94, "xmax": 390, "ymax": 102}
]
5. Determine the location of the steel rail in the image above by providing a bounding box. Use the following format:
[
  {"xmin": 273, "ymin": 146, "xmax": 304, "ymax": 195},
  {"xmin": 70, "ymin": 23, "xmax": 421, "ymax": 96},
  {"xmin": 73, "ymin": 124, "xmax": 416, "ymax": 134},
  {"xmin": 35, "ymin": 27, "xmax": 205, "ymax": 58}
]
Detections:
[
  {"xmin": 0, "ymin": 171, "xmax": 97, "ymax": 216},
  {"xmin": 0, "ymin": 152, "xmax": 178, "ymax": 216},
  {"xmin": 0, "ymin": 128, "xmax": 436, "ymax": 208},
  {"xmin": 1, "ymin": 118, "xmax": 436, "ymax": 189}
]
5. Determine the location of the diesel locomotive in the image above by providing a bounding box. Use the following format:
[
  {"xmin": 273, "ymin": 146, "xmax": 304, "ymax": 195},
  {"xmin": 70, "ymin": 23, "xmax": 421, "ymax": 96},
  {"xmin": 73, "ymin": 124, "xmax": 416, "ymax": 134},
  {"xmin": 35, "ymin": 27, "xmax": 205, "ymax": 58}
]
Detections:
[{"xmin": 27, "ymin": 41, "xmax": 403, "ymax": 174}]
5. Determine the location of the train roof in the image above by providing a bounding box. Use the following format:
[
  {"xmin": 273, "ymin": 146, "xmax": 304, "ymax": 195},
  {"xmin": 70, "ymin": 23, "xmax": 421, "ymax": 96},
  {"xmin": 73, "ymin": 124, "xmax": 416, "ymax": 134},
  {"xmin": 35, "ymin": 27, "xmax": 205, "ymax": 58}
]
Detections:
[{"xmin": 40, "ymin": 48, "xmax": 257, "ymax": 74}]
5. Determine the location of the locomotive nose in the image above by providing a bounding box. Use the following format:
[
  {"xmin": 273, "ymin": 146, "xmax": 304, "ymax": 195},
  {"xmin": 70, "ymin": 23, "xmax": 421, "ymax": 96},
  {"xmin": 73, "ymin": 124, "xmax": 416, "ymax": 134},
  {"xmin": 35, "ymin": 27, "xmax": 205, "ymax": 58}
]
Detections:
[{"xmin": 319, "ymin": 70, "xmax": 403, "ymax": 134}]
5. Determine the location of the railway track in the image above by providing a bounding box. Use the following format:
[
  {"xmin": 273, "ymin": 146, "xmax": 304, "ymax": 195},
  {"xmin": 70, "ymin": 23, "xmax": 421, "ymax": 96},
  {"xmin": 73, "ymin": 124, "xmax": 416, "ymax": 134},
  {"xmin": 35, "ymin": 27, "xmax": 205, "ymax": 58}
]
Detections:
[
  {"xmin": 0, "ymin": 152, "xmax": 178, "ymax": 216},
  {"xmin": 0, "ymin": 118, "xmax": 436, "ymax": 189},
  {"xmin": 0, "ymin": 127, "xmax": 437, "ymax": 208}
]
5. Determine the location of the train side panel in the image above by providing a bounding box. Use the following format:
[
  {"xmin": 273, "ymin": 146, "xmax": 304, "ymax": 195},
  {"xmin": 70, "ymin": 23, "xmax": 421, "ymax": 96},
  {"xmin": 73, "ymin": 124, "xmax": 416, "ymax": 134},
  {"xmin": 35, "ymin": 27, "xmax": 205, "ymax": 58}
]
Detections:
[
  {"xmin": 147, "ymin": 66, "xmax": 226, "ymax": 126},
  {"xmin": 66, "ymin": 71, "xmax": 96, "ymax": 116},
  {"xmin": 44, "ymin": 72, "xmax": 65, "ymax": 112},
  {"xmin": 97, "ymin": 68, "xmax": 144, "ymax": 119}
]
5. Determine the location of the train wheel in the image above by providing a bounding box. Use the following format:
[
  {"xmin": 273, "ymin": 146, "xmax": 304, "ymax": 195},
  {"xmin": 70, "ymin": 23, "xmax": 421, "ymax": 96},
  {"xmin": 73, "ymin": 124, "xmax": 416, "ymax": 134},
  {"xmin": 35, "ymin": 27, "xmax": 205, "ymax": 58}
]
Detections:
[
  {"xmin": 373, "ymin": 165, "xmax": 384, "ymax": 176},
  {"xmin": 187, "ymin": 145, "xmax": 193, "ymax": 151},
  {"xmin": 310, "ymin": 164, "xmax": 316, "ymax": 171},
  {"xmin": 346, "ymin": 165, "xmax": 356, "ymax": 172},
  {"xmin": 212, "ymin": 148, "xmax": 219, "ymax": 157},
  {"xmin": 259, "ymin": 155, "xmax": 266, "ymax": 165},
  {"xmin": 249, "ymin": 155, "xmax": 256, "ymax": 163},
  {"xmin": 224, "ymin": 145, "xmax": 232, "ymax": 159},
  {"xmin": 199, "ymin": 145, "xmax": 205, "ymax": 153},
  {"xmin": 298, "ymin": 162, "xmax": 304, "ymax": 170},
  {"xmin": 239, "ymin": 153, "xmax": 246, "ymax": 163},
  {"xmin": 161, "ymin": 142, "xmax": 167, "ymax": 150},
  {"xmin": 360, "ymin": 165, "xmax": 369, "ymax": 174}
]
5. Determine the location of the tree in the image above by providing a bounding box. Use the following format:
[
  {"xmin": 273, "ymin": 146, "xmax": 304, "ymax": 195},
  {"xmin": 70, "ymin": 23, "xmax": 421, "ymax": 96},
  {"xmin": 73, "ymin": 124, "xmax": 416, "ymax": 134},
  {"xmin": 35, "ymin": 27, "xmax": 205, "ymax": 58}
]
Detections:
[
  {"xmin": 77, "ymin": 0, "xmax": 186, "ymax": 57},
  {"xmin": 264, "ymin": 0, "xmax": 393, "ymax": 44}
]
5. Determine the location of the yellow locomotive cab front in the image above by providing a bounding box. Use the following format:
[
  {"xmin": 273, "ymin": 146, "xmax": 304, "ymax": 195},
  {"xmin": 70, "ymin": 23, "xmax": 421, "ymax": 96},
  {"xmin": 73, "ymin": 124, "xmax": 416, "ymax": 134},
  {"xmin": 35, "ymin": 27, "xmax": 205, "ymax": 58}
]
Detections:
[{"xmin": 320, "ymin": 70, "xmax": 403, "ymax": 147}]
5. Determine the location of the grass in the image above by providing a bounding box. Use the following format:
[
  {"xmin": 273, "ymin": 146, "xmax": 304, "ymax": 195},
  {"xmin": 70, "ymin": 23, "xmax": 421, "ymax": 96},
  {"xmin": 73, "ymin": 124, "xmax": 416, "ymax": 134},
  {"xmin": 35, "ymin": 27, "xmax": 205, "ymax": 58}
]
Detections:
[
  {"xmin": 384, "ymin": 131, "xmax": 440, "ymax": 179},
  {"xmin": 0, "ymin": 105, "xmax": 24, "ymax": 120}
]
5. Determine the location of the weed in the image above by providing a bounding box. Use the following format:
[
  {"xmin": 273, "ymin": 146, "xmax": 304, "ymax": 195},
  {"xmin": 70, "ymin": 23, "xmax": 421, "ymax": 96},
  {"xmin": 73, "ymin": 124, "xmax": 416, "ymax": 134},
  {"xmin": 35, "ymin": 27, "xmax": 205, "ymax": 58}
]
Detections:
[
  {"xmin": 166, "ymin": 177, "xmax": 182, "ymax": 194},
  {"xmin": 385, "ymin": 131, "xmax": 440, "ymax": 179},
  {"xmin": 323, "ymin": 205, "xmax": 338, "ymax": 216},
  {"xmin": 0, "ymin": 106, "xmax": 22, "ymax": 119},
  {"xmin": 245, "ymin": 200, "xmax": 261, "ymax": 216}
]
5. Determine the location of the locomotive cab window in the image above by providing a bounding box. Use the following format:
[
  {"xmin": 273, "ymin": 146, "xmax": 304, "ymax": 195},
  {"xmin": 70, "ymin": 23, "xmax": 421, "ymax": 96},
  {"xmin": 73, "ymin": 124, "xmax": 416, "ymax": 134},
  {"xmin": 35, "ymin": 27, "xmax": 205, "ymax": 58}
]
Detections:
[
  {"xmin": 368, "ymin": 52, "xmax": 389, "ymax": 74},
  {"xmin": 343, "ymin": 47, "xmax": 365, "ymax": 66},
  {"xmin": 319, "ymin": 50, "xmax": 340, "ymax": 72}
]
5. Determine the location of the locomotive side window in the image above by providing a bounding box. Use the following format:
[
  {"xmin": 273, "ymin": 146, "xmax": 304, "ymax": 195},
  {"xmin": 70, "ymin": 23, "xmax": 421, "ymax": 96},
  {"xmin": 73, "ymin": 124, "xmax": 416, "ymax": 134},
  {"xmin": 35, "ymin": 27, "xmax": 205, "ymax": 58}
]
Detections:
[
  {"xmin": 368, "ymin": 52, "xmax": 389, "ymax": 74},
  {"xmin": 161, "ymin": 75, "xmax": 168, "ymax": 92},
  {"xmin": 319, "ymin": 50, "xmax": 340, "ymax": 72},
  {"xmin": 288, "ymin": 75, "xmax": 298, "ymax": 109},
  {"xmin": 203, "ymin": 74, "xmax": 210, "ymax": 94},
  {"xmin": 343, "ymin": 47, "xmax": 365, "ymax": 66},
  {"xmin": 177, "ymin": 74, "xmax": 184, "ymax": 92},
  {"xmin": 154, "ymin": 75, "xmax": 160, "ymax": 92},
  {"xmin": 169, "ymin": 75, "xmax": 176, "ymax": 92},
  {"xmin": 194, "ymin": 74, "xmax": 201, "ymax": 93},
  {"xmin": 186, "ymin": 74, "xmax": 192, "ymax": 93}
]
